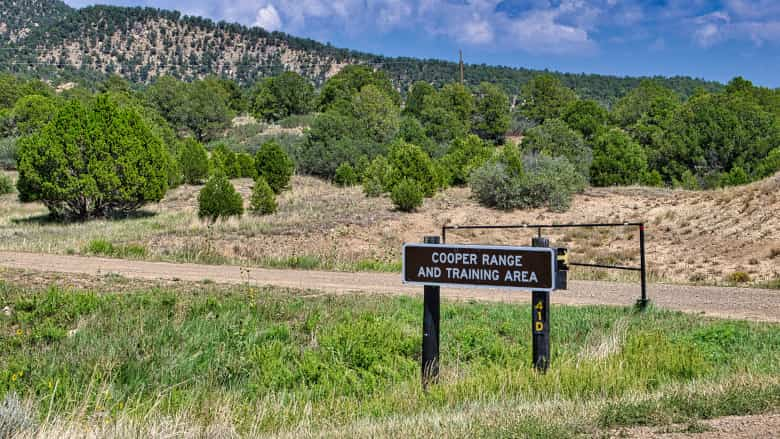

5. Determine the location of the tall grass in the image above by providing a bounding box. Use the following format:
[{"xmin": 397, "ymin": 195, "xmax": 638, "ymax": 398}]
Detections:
[{"xmin": 1, "ymin": 283, "xmax": 778, "ymax": 437}]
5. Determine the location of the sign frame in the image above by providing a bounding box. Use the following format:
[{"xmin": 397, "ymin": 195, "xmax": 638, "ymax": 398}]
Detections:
[{"xmin": 402, "ymin": 243, "xmax": 557, "ymax": 292}]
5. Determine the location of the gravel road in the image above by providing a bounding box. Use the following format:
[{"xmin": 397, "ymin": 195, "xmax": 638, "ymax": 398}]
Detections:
[{"xmin": 0, "ymin": 251, "xmax": 777, "ymax": 322}]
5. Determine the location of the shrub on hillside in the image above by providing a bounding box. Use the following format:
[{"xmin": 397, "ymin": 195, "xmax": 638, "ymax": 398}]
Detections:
[
  {"xmin": 236, "ymin": 152, "xmax": 257, "ymax": 179},
  {"xmin": 179, "ymin": 139, "xmax": 209, "ymax": 184},
  {"xmin": 16, "ymin": 96, "xmax": 169, "ymax": 220},
  {"xmin": 334, "ymin": 162, "xmax": 359, "ymax": 187},
  {"xmin": 362, "ymin": 156, "xmax": 391, "ymax": 197},
  {"xmin": 590, "ymin": 128, "xmax": 648, "ymax": 186},
  {"xmin": 674, "ymin": 170, "xmax": 700, "ymax": 190},
  {"xmin": 468, "ymin": 144, "xmax": 526, "ymax": 210},
  {"xmin": 255, "ymin": 140, "xmax": 294, "ymax": 193},
  {"xmin": 720, "ymin": 166, "xmax": 749, "ymax": 187},
  {"xmin": 469, "ymin": 161, "xmax": 521, "ymax": 210},
  {"xmin": 210, "ymin": 143, "xmax": 241, "ymax": 178},
  {"xmin": 641, "ymin": 170, "xmax": 665, "ymax": 187},
  {"xmin": 515, "ymin": 155, "xmax": 587, "ymax": 211},
  {"xmin": 385, "ymin": 141, "xmax": 437, "ymax": 196},
  {"xmin": 439, "ymin": 135, "xmax": 493, "ymax": 186},
  {"xmin": 391, "ymin": 178, "xmax": 423, "ymax": 212},
  {"xmin": 470, "ymin": 146, "xmax": 585, "ymax": 212},
  {"xmin": 250, "ymin": 177, "xmax": 277, "ymax": 215},
  {"xmin": 755, "ymin": 148, "xmax": 780, "ymax": 179},
  {"xmin": 522, "ymin": 118, "xmax": 591, "ymax": 178},
  {"xmin": 197, "ymin": 173, "xmax": 244, "ymax": 221},
  {"xmin": 0, "ymin": 136, "xmax": 16, "ymax": 169},
  {"xmin": 0, "ymin": 173, "xmax": 12, "ymax": 195},
  {"xmin": 278, "ymin": 114, "xmax": 316, "ymax": 129}
]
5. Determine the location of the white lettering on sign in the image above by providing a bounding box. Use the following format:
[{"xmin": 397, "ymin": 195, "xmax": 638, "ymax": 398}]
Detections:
[
  {"xmin": 402, "ymin": 243, "xmax": 556, "ymax": 292},
  {"xmin": 504, "ymin": 270, "xmax": 538, "ymax": 283},
  {"xmin": 482, "ymin": 254, "xmax": 523, "ymax": 267},
  {"xmin": 445, "ymin": 267, "xmax": 501, "ymax": 281},
  {"xmin": 431, "ymin": 252, "xmax": 479, "ymax": 265},
  {"xmin": 418, "ymin": 266, "xmax": 442, "ymax": 278}
]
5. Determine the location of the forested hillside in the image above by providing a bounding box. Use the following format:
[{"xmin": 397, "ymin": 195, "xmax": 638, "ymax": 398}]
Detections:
[
  {"xmin": 0, "ymin": 0, "xmax": 70, "ymax": 43},
  {"xmin": 0, "ymin": 1, "xmax": 722, "ymax": 104}
]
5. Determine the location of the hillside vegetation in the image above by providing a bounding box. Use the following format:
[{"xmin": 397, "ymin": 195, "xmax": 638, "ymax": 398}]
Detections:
[
  {"xmin": 0, "ymin": 1, "xmax": 777, "ymax": 288},
  {"xmin": 0, "ymin": 0, "xmax": 722, "ymax": 104},
  {"xmin": 1, "ymin": 172, "xmax": 778, "ymax": 287}
]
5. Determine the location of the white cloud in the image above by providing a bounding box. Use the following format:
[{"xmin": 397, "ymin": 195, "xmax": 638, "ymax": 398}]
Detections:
[
  {"xmin": 690, "ymin": 6, "xmax": 780, "ymax": 48},
  {"xmin": 255, "ymin": 4, "xmax": 281, "ymax": 31},
  {"xmin": 693, "ymin": 11, "xmax": 730, "ymax": 47},
  {"xmin": 506, "ymin": 9, "xmax": 594, "ymax": 54},
  {"xmin": 462, "ymin": 15, "xmax": 494, "ymax": 45},
  {"xmin": 62, "ymin": 0, "xmax": 780, "ymax": 55}
]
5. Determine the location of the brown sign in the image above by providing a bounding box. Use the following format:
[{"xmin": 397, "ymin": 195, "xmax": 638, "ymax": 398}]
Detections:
[{"xmin": 403, "ymin": 243, "xmax": 555, "ymax": 291}]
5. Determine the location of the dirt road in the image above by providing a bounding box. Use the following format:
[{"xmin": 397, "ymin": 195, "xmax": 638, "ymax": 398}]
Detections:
[{"xmin": 0, "ymin": 251, "xmax": 778, "ymax": 322}]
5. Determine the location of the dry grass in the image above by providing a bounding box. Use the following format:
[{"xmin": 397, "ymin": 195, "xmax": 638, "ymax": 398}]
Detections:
[
  {"xmin": 1, "ymin": 172, "xmax": 779, "ymax": 286},
  {"xmin": 8, "ymin": 374, "xmax": 779, "ymax": 438}
]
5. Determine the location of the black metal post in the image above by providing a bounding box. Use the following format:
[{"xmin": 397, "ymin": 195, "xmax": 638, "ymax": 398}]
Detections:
[
  {"xmin": 637, "ymin": 224, "xmax": 649, "ymax": 310},
  {"xmin": 532, "ymin": 290, "xmax": 550, "ymax": 372},
  {"xmin": 531, "ymin": 236, "xmax": 551, "ymax": 372},
  {"xmin": 422, "ymin": 235, "xmax": 441, "ymax": 387}
]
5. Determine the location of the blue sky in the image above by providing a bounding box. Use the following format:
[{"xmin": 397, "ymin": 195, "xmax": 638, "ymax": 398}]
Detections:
[{"xmin": 63, "ymin": 1, "xmax": 780, "ymax": 87}]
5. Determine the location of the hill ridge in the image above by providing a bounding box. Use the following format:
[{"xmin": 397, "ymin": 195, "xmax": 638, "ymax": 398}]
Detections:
[{"xmin": 0, "ymin": 1, "xmax": 723, "ymax": 103}]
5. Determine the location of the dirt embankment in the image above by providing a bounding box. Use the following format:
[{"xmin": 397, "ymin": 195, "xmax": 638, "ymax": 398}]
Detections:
[{"xmin": 158, "ymin": 173, "xmax": 780, "ymax": 285}]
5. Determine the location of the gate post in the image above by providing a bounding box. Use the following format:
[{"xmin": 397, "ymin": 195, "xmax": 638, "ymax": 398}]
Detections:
[
  {"xmin": 636, "ymin": 223, "xmax": 649, "ymax": 310},
  {"xmin": 422, "ymin": 235, "xmax": 441, "ymax": 387}
]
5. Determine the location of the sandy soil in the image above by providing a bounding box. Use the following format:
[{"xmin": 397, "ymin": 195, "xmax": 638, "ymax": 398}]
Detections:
[
  {"xmin": 1, "ymin": 251, "xmax": 778, "ymax": 322},
  {"xmin": 158, "ymin": 172, "xmax": 780, "ymax": 285},
  {"xmin": 610, "ymin": 413, "xmax": 780, "ymax": 438}
]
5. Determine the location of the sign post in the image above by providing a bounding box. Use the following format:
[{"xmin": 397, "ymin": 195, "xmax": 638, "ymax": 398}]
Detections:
[
  {"xmin": 532, "ymin": 291, "xmax": 550, "ymax": 371},
  {"xmin": 421, "ymin": 236, "xmax": 440, "ymax": 387},
  {"xmin": 403, "ymin": 240, "xmax": 561, "ymax": 384},
  {"xmin": 531, "ymin": 236, "xmax": 551, "ymax": 372}
]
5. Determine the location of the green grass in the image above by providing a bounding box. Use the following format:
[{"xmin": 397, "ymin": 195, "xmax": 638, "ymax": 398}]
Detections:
[
  {"xmin": 759, "ymin": 278, "xmax": 780, "ymax": 290},
  {"xmin": 84, "ymin": 238, "xmax": 147, "ymax": 259},
  {"xmin": 1, "ymin": 282, "xmax": 778, "ymax": 437}
]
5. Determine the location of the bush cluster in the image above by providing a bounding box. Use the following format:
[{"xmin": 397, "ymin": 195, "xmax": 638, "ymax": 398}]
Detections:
[
  {"xmin": 255, "ymin": 140, "xmax": 294, "ymax": 193},
  {"xmin": 358, "ymin": 141, "xmax": 439, "ymax": 210},
  {"xmin": 390, "ymin": 178, "xmax": 423, "ymax": 212},
  {"xmin": 16, "ymin": 95, "xmax": 169, "ymax": 220},
  {"xmin": 250, "ymin": 177, "xmax": 277, "ymax": 215},
  {"xmin": 180, "ymin": 139, "xmax": 209, "ymax": 184},
  {"xmin": 0, "ymin": 173, "xmax": 13, "ymax": 195},
  {"xmin": 197, "ymin": 173, "xmax": 244, "ymax": 221},
  {"xmin": 469, "ymin": 145, "xmax": 586, "ymax": 212},
  {"xmin": 334, "ymin": 162, "xmax": 359, "ymax": 187},
  {"xmin": 362, "ymin": 156, "xmax": 391, "ymax": 197}
]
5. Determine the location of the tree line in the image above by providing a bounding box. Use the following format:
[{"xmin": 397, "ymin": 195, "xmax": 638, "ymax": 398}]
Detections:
[{"xmin": 0, "ymin": 67, "xmax": 778, "ymax": 220}]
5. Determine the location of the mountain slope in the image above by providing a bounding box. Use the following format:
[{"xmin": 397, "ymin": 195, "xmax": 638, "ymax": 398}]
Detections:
[
  {"xmin": 0, "ymin": 0, "xmax": 71, "ymax": 43},
  {"xmin": 0, "ymin": 2, "xmax": 723, "ymax": 103}
]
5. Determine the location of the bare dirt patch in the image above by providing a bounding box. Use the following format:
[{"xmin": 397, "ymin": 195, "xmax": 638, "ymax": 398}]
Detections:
[{"xmin": 610, "ymin": 412, "xmax": 780, "ymax": 438}]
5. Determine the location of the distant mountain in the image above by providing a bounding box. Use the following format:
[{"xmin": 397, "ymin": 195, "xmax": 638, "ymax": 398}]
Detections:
[
  {"xmin": 0, "ymin": 0, "xmax": 723, "ymax": 104},
  {"xmin": 0, "ymin": 0, "xmax": 71, "ymax": 43}
]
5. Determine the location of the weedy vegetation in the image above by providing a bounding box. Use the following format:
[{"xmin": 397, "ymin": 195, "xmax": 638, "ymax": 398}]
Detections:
[{"xmin": 0, "ymin": 282, "xmax": 778, "ymax": 437}]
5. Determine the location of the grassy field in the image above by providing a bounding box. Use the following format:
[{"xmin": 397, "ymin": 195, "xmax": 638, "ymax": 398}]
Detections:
[{"xmin": 1, "ymin": 282, "xmax": 779, "ymax": 437}]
